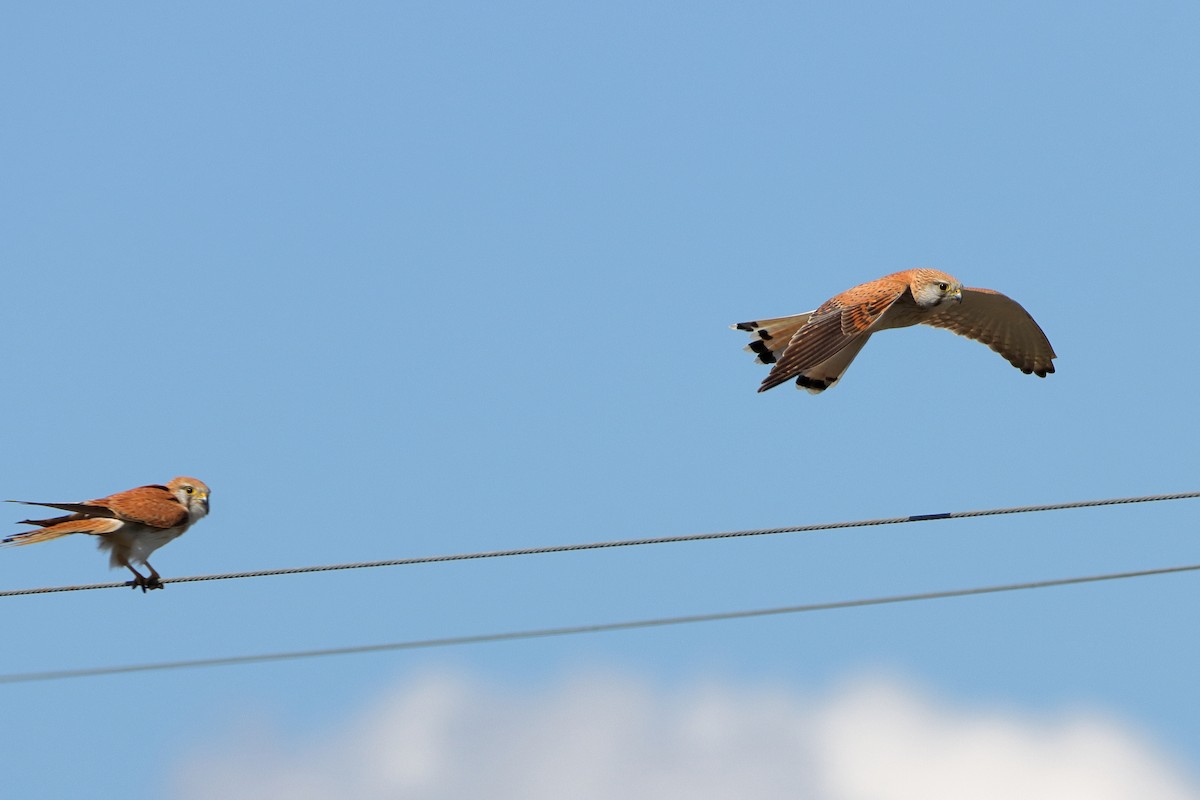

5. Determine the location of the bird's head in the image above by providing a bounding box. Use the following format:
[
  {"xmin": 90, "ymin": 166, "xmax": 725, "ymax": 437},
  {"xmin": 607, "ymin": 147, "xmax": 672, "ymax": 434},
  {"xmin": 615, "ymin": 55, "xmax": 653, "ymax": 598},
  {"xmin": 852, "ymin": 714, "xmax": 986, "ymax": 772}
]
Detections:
[
  {"xmin": 910, "ymin": 270, "xmax": 963, "ymax": 308},
  {"xmin": 168, "ymin": 476, "xmax": 211, "ymax": 521}
]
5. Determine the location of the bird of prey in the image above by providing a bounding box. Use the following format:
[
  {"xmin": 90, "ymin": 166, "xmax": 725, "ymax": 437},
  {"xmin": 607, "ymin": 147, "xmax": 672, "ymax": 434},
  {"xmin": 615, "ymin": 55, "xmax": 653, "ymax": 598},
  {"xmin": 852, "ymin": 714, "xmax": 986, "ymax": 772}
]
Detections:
[
  {"xmin": 732, "ymin": 268, "xmax": 1056, "ymax": 394},
  {"xmin": 3, "ymin": 477, "xmax": 211, "ymax": 591}
]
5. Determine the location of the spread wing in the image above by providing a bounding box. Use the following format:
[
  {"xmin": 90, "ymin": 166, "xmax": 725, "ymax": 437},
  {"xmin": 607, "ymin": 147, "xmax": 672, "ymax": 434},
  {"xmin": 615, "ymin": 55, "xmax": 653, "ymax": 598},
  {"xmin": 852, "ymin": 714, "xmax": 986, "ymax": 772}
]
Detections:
[
  {"xmin": 923, "ymin": 287, "xmax": 1056, "ymax": 376},
  {"xmin": 757, "ymin": 279, "xmax": 907, "ymax": 392}
]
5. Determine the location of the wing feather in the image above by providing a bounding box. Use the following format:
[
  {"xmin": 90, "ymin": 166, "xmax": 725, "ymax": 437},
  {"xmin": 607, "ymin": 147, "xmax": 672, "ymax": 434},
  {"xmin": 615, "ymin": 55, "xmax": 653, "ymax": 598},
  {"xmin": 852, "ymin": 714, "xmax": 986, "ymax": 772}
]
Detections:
[
  {"xmin": 924, "ymin": 288, "xmax": 1056, "ymax": 376},
  {"xmin": 757, "ymin": 282, "xmax": 906, "ymax": 392},
  {"xmin": 8, "ymin": 501, "xmax": 119, "ymax": 519},
  {"xmin": 793, "ymin": 333, "xmax": 873, "ymax": 394},
  {"xmin": 94, "ymin": 485, "xmax": 189, "ymax": 528},
  {"xmin": 8, "ymin": 484, "xmax": 187, "ymax": 529}
]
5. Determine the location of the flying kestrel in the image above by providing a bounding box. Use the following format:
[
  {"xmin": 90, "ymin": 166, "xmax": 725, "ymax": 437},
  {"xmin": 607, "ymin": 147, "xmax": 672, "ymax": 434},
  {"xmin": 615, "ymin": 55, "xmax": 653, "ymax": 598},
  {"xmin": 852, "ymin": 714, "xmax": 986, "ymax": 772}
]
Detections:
[
  {"xmin": 733, "ymin": 268, "xmax": 1056, "ymax": 393},
  {"xmin": 3, "ymin": 477, "xmax": 211, "ymax": 591}
]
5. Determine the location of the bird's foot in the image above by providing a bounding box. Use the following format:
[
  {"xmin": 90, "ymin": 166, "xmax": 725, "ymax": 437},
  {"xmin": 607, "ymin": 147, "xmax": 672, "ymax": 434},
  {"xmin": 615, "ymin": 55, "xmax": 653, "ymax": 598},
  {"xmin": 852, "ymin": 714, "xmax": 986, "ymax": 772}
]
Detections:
[{"xmin": 126, "ymin": 575, "xmax": 164, "ymax": 593}]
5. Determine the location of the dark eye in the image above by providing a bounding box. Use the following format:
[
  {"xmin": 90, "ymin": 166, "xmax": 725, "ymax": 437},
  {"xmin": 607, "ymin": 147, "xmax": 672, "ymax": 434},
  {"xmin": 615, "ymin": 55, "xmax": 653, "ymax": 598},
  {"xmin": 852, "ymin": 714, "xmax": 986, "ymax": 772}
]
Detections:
[
  {"xmin": 937, "ymin": 282, "xmax": 949, "ymax": 291},
  {"xmin": 185, "ymin": 486, "xmax": 194, "ymax": 494}
]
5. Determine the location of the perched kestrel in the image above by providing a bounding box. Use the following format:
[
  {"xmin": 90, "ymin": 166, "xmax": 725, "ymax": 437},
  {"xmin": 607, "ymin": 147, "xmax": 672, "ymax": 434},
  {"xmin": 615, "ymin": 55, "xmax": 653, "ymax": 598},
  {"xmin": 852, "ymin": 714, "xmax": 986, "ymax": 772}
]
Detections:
[
  {"xmin": 3, "ymin": 477, "xmax": 211, "ymax": 591},
  {"xmin": 733, "ymin": 268, "xmax": 1056, "ymax": 393}
]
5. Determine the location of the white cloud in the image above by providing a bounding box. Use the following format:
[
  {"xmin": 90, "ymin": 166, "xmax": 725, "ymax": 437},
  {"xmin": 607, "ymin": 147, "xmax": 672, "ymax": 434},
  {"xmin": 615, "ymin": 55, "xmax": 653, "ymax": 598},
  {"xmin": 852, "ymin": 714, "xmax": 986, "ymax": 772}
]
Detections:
[{"xmin": 172, "ymin": 671, "xmax": 1200, "ymax": 800}]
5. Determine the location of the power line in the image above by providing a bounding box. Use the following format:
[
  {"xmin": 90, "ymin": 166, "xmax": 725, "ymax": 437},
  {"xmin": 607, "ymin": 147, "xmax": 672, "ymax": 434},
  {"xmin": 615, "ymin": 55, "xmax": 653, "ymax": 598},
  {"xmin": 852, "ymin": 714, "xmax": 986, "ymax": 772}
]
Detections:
[
  {"xmin": 2, "ymin": 489, "xmax": 1197, "ymax": 598},
  {"xmin": 2, "ymin": 560, "xmax": 1197, "ymax": 684}
]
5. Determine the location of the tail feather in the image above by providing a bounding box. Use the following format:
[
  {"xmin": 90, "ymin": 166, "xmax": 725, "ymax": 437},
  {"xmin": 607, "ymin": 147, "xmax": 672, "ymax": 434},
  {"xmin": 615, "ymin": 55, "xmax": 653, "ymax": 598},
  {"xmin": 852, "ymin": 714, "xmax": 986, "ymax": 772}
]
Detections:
[
  {"xmin": 788, "ymin": 334, "xmax": 871, "ymax": 394},
  {"xmin": 2, "ymin": 528, "xmax": 74, "ymax": 547},
  {"xmin": 733, "ymin": 312, "xmax": 871, "ymax": 394},
  {"xmin": 731, "ymin": 312, "xmax": 813, "ymax": 365},
  {"xmin": 3, "ymin": 516, "xmax": 123, "ymax": 547}
]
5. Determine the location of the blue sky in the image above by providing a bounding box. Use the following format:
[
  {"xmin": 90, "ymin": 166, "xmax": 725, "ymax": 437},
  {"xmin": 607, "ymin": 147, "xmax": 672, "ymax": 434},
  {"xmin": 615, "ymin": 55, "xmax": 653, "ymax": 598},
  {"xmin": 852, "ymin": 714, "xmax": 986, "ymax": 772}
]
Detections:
[{"xmin": 3, "ymin": 2, "xmax": 1200, "ymax": 797}]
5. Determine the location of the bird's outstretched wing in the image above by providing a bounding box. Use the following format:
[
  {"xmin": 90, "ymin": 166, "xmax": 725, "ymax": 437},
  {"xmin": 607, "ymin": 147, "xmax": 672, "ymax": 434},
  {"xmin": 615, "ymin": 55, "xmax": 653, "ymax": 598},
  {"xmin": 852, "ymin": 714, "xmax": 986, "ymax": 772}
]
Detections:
[{"xmin": 924, "ymin": 288, "xmax": 1056, "ymax": 376}]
